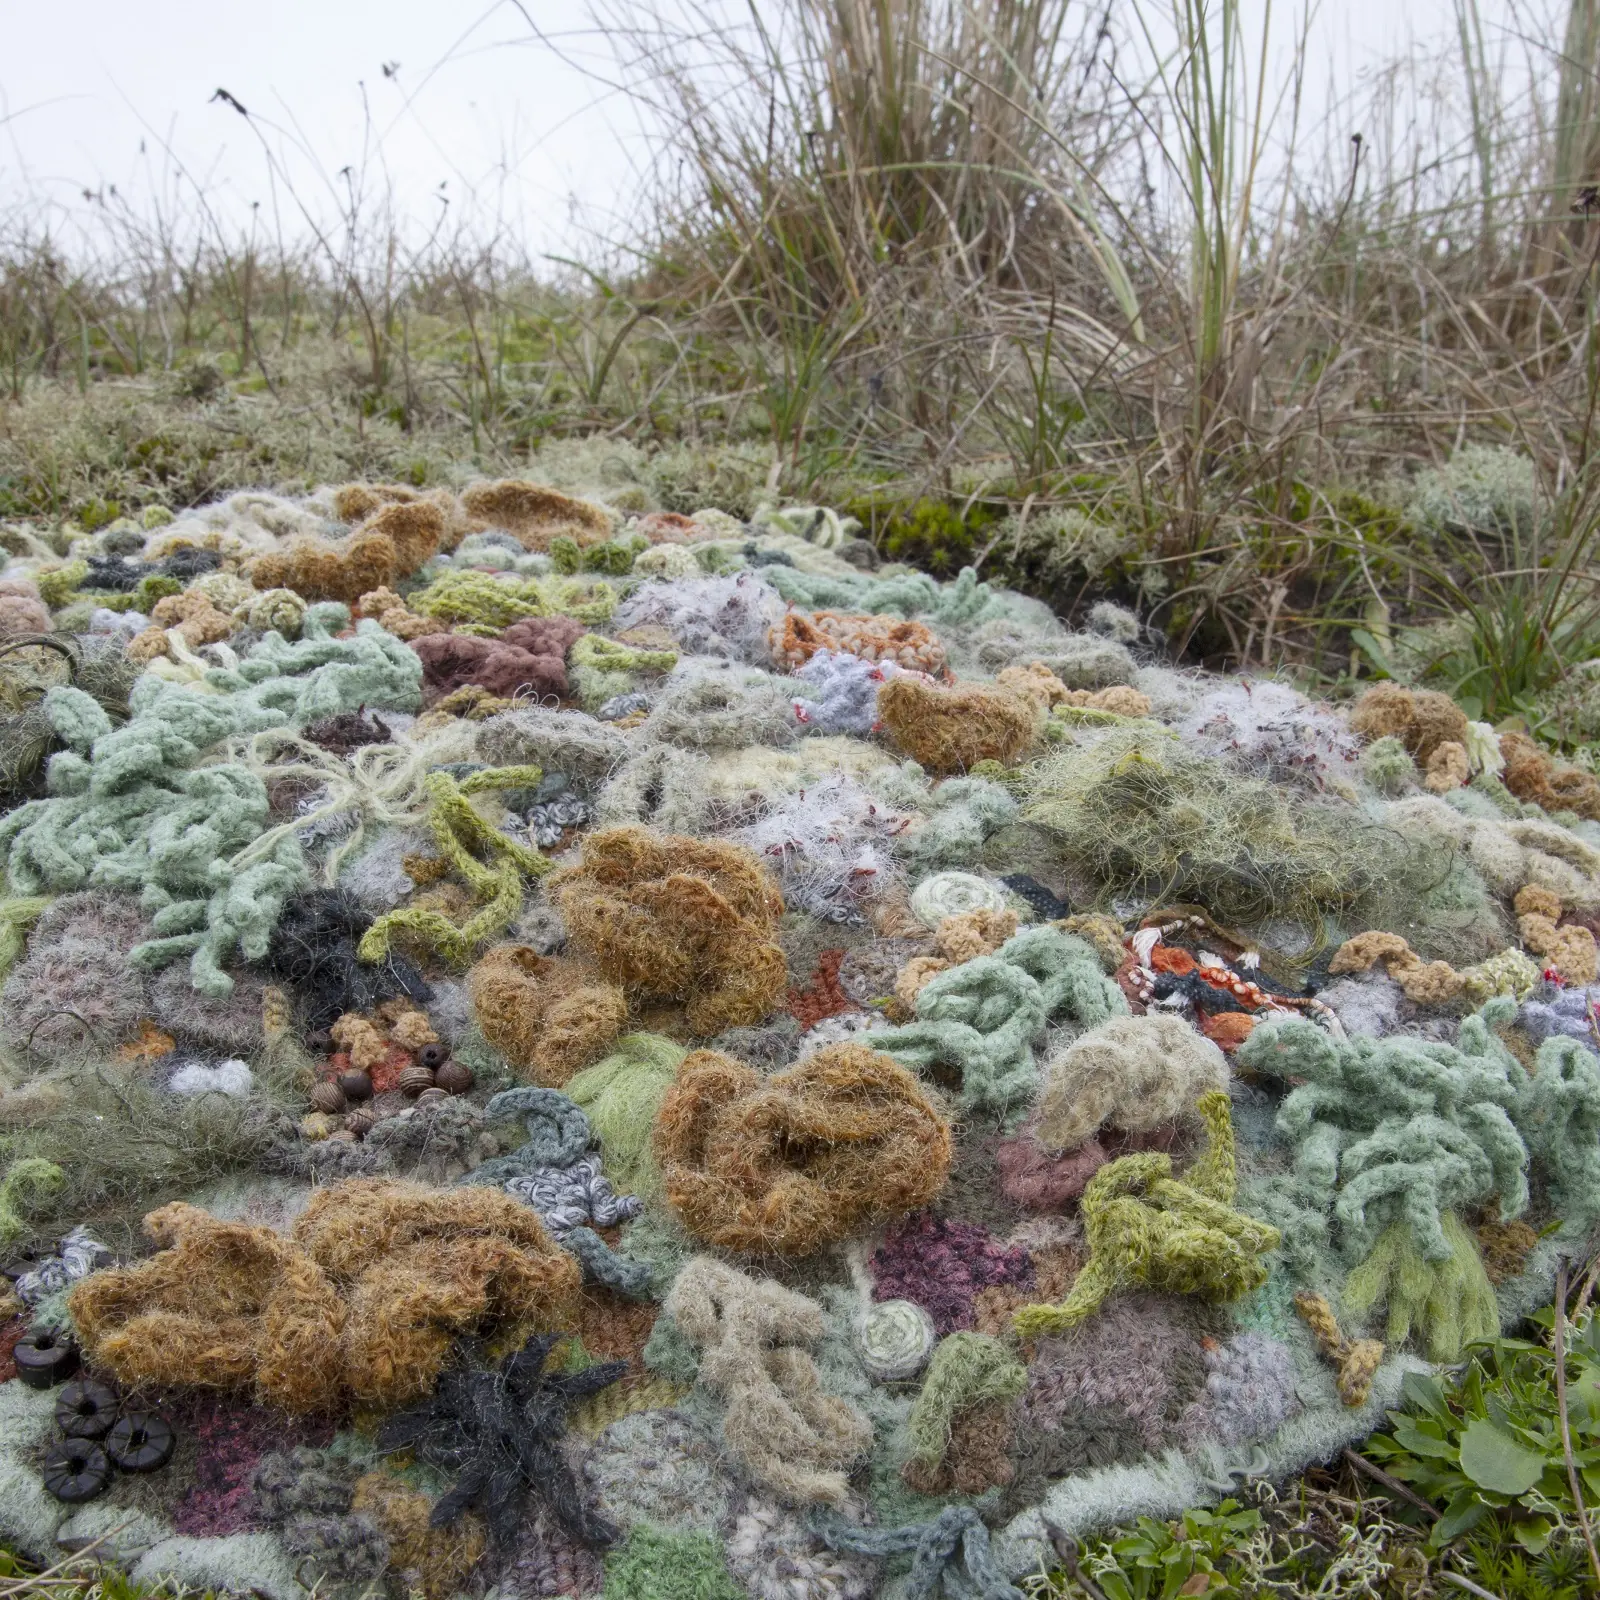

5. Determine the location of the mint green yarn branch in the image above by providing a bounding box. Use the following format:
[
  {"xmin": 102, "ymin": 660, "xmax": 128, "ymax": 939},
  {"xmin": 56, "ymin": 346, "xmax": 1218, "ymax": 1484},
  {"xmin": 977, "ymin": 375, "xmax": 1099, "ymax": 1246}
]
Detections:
[
  {"xmin": 874, "ymin": 927, "xmax": 1128, "ymax": 1115},
  {"xmin": 0, "ymin": 604, "xmax": 423, "ymax": 997},
  {"xmin": 763, "ymin": 564, "xmax": 1008, "ymax": 628}
]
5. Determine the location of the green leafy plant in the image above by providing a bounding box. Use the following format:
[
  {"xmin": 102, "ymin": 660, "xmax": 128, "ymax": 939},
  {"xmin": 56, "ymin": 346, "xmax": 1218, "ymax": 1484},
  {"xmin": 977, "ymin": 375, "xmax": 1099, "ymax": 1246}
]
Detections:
[
  {"xmin": 1076, "ymin": 1501, "xmax": 1263, "ymax": 1599},
  {"xmin": 1364, "ymin": 1306, "xmax": 1600, "ymax": 1571}
]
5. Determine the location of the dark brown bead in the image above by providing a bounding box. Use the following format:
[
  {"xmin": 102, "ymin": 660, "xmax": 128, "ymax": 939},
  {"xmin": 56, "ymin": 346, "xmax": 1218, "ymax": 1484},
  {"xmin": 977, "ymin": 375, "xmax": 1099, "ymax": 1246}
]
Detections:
[
  {"xmin": 418, "ymin": 1042, "xmax": 450, "ymax": 1071},
  {"xmin": 435, "ymin": 1060, "xmax": 474, "ymax": 1095},
  {"xmin": 336, "ymin": 1070, "xmax": 373, "ymax": 1103}
]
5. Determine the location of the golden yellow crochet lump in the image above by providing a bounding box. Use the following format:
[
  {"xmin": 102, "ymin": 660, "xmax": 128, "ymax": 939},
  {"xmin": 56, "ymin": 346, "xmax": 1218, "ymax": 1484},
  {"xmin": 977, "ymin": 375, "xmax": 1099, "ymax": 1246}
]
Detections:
[
  {"xmin": 248, "ymin": 500, "xmax": 449, "ymax": 603},
  {"xmin": 1513, "ymin": 884, "xmax": 1599, "ymax": 983},
  {"xmin": 467, "ymin": 945, "xmax": 627, "ymax": 1086},
  {"xmin": 550, "ymin": 826, "xmax": 787, "ymax": 1034},
  {"xmin": 655, "ymin": 1042, "xmax": 953, "ymax": 1254},
  {"xmin": 1347, "ymin": 683, "xmax": 1469, "ymax": 764},
  {"xmin": 460, "ymin": 479, "xmax": 612, "ymax": 551},
  {"xmin": 69, "ymin": 1179, "xmax": 580, "ymax": 1413},
  {"xmin": 876, "ymin": 675, "xmax": 1035, "ymax": 775}
]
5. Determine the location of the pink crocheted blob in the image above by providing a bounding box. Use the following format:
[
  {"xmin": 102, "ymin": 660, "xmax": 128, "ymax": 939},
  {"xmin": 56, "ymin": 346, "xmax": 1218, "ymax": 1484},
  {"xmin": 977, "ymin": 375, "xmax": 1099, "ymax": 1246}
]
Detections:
[
  {"xmin": 168, "ymin": 1393, "xmax": 333, "ymax": 1536},
  {"xmin": 868, "ymin": 1211, "xmax": 1033, "ymax": 1335},
  {"xmin": 997, "ymin": 1123, "xmax": 1184, "ymax": 1211}
]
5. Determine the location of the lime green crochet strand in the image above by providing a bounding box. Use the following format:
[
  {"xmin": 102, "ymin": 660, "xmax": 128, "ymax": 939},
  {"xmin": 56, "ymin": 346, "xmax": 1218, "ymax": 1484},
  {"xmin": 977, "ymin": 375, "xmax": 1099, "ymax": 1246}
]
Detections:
[
  {"xmin": 357, "ymin": 768, "xmax": 549, "ymax": 968},
  {"xmin": 1013, "ymin": 1091, "xmax": 1279, "ymax": 1338},
  {"xmin": 0, "ymin": 1158, "xmax": 65, "ymax": 1248},
  {"xmin": 905, "ymin": 1333, "xmax": 1027, "ymax": 1468}
]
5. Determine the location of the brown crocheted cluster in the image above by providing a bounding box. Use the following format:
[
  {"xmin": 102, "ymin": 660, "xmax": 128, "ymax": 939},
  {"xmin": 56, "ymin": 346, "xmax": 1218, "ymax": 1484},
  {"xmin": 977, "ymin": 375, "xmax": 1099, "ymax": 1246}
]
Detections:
[
  {"xmin": 876, "ymin": 676, "xmax": 1035, "ymax": 774},
  {"xmin": 1347, "ymin": 683, "xmax": 1469, "ymax": 764},
  {"xmin": 551, "ymin": 827, "xmax": 787, "ymax": 1035},
  {"xmin": 770, "ymin": 610, "xmax": 947, "ymax": 675},
  {"xmin": 655, "ymin": 1042, "xmax": 953, "ymax": 1254},
  {"xmin": 413, "ymin": 616, "xmax": 588, "ymax": 701},
  {"xmin": 69, "ymin": 1180, "xmax": 580, "ymax": 1412},
  {"xmin": 1500, "ymin": 729, "xmax": 1600, "ymax": 821},
  {"xmin": 468, "ymin": 945, "xmax": 627, "ymax": 1086},
  {"xmin": 248, "ymin": 500, "xmax": 451, "ymax": 604},
  {"xmin": 460, "ymin": 480, "xmax": 612, "ymax": 551}
]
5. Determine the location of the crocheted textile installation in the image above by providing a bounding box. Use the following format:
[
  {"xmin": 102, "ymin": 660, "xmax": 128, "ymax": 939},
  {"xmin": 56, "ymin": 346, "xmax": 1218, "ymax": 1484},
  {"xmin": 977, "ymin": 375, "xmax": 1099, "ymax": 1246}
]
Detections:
[{"xmin": 0, "ymin": 476, "xmax": 1593, "ymax": 1598}]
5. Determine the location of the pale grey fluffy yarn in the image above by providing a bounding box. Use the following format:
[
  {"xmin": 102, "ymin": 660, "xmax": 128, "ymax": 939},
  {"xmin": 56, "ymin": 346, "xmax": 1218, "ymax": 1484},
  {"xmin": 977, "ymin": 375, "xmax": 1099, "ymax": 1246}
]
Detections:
[
  {"xmin": 738, "ymin": 775, "xmax": 906, "ymax": 922},
  {"xmin": 971, "ymin": 618, "xmax": 1135, "ymax": 688},
  {"xmin": 477, "ymin": 707, "xmax": 629, "ymax": 794},
  {"xmin": 1087, "ymin": 602, "xmax": 1142, "ymax": 644},
  {"xmin": 0, "ymin": 890, "xmax": 152, "ymax": 1058},
  {"xmin": 896, "ymin": 778, "xmax": 1018, "ymax": 869},
  {"xmin": 1180, "ymin": 1333, "xmax": 1300, "ymax": 1448},
  {"xmin": 595, "ymin": 743, "xmax": 709, "ymax": 833},
  {"xmin": 1314, "ymin": 972, "xmax": 1404, "ymax": 1040},
  {"xmin": 1177, "ymin": 681, "xmax": 1360, "ymax": 790},
  {"xmin": 336, "ymin": 828, "xmax": 427, "ymax": 913},
  {"xmin": 724, "ymin": 1499, "xmax": 877, "ymax": 1600},
  {"xmin": 149, "ymin": 962, "xmax": 268, "ymax": 1054},
  {"xmin": 583, "ymin": 1409, "xmax": 733, "ymax": 1534},
  {"xmin": 643, "ymin": 660, "xmax": 800, "ymax": 750},
  {"xmin": 613, "ymin": 572, "xmax": 785, "ymax": 664},
  {"xmin": 365, "ymin": 1097, "xmax": 500, "ymax": 1184},
  {"xmin": 1036, "ymin": 1014, "xmax": 1229, "ymax": 1151},
  {"xmin": 424, "ymin": 977, "xmax": 474, "ymax": 1046}
]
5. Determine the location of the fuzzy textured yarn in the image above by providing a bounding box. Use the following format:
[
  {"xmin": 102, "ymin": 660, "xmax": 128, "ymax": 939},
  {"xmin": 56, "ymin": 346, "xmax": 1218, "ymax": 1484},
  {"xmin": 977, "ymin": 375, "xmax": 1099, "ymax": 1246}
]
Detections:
[
  {"xmin": 1035, "ymin": 1013, "xmax": 1229, "ymax": 1152},
  {"xmin": 551, "ymin": 827, "xmax": 787, "ymax": 1033},
  {"xmin": 469, "ymin": 946, "xmax": 627, "ymax": 1085},
  {"xmin": 69, "ymin": 1179, "xmax": 580, "ymax": 1411},
  {"xmin": 873, "ymin": 927, "xmax": 1127, "ymax": 1115},
  {"xmin": 664, "ymin": 1257, "xmax": 874, "ymax": 1505},
  {"xmin": 1014, "ymin": 1093, "xmax": 1279, "ymax": 1336},
  {"xmin": 655, "ymin": 1043, "xmax": 952, "ymax": 1254},
  {"xmin": 870, "ymin": 1213, "xmax": 1033, "ymax": 1336},
  {"xmin": 1292, "ymin": 1291, "xmax": 1384, "ymax": 1406},
  {"xmin": 564, "ymin": 1033, "xmax": 688, "ymax": 1204},
  {"xmin": 1348, "ymin": 684, "xmax": 1470, "ymax": 764},
  {"xmin": 876, "ymin": 676, "xmax": 1034, "ymax": 775},
  {"xmin": 904, "ymin": 1332, "xmax": 1027, "ymax": 1470}
]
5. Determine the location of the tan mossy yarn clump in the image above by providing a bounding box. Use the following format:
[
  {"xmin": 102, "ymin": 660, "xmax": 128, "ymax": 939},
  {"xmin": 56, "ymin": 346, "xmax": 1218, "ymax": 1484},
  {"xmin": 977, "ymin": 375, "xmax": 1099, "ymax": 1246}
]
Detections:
[
  {"xmin": 127, "ymin": 587, "xmax": 236, "ymax": 662},
  {"xmin": 69, "ymin": 1179, "xmax": 580, "ymax": 1412},
  {"xmin": 1036, "ymin": 1013, "xmax": 1229, "ymax": 1152},
  {"xmin": 1347, "ymin": 683, "xmax": 1470, "ymax": 764},
  {"xmin": 1512, "ymin": 883, "xmax": 1599, "ymax": 982},
  {"xmin": 876, "ymin": 675, "xmax": 1035, "ymax": 774},
  {"xmin": 550, "ymin": 826, "xmax": 787, "ymax": 1034},
  {"xmin": 995, "ymin": 663, "xmax": 1151, "ymax": 720},
  {"xmin": 247, "ymin": 499, "xmax": 451, "ymax": 603},
  {"xmin": 460, "ymin": 479, "xmax": 612, "ymax": 550},
  {"xmin": 1500, "ymin": 729, "xmax": 1600, "ymax": 820},
  {"xmin": 1425, "ymin": 740, "xmax": 1471, "ymax": 793},
  {"xmin": 1328, "ymin": 930, "xmax": 1467, "ymax": 1004},
  {"xmin": 891, "ymin": 908, "xmax": 1019, "ymax": 1013},
  {"xmin": 468, "ymin": 944, "xmax": 628, "ymax": 1085},
  {"xmin": 655, "ymin": 1043, "xmax": 953, "ymax": 1254},
  {"xmin": 665, "ymin": 1256, "xmax": 873, "ymax": 1505},
  {"xmin": 770, "ymin": 610, "xmax": 947, "ymax": 674}
]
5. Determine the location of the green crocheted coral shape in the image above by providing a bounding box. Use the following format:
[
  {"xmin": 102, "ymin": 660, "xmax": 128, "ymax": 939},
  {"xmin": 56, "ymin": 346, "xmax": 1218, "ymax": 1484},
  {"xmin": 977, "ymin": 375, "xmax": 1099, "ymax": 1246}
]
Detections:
[
  {"xmin": 0, "ymin": 606, "xmax": 423, "ymax": 995},
  {"xmin": 873, "ymin": 926, "xmax": 1127, "ymax": 1115},
  {"xmin": 1013, "ymin": 1091, "xmax": 1279, "ymax": 1337}
]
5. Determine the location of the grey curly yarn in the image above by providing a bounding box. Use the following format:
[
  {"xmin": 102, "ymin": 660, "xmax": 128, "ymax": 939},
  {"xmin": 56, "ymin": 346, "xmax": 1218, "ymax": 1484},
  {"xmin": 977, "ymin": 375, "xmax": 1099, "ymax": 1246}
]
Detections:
[{"xmin": 583, "ymin": 1409, "xmax": 733, "ymax": 1535}]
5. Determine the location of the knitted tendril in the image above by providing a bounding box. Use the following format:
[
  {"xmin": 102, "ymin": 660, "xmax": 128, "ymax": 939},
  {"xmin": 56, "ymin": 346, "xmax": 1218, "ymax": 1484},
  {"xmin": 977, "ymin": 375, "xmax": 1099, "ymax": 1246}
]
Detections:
[
  {"xmin": 873, "ymin": 927, "xmax": 1128, "ymax": 1115},
  {"xmin": 664, "ymin": 1257, "xmax": 873, "ymax": 1506},
  {"xmin": 905, "ymin": 1332, "xmax": 1027, "ymax": 1470},
  {"xmin": 1013, "ymin": 1092, "xmax": 1279, "ymax": 1337},
  {"xmin": 1236, "ymin": 1009, "xmax": 1533, "ymax": 1264},
  {"xmin": 358, "ymin": 768, "xmax": 550, "ymax": 967}
]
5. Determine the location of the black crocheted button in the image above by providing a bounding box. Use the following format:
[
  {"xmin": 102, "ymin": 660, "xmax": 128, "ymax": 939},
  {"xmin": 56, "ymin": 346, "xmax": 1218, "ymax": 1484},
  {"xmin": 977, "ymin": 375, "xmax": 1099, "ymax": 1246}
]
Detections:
[
  {"xmin": 13, "ymin": 1329, "xmax": 79, "ymax": 1388},
  {"xmin": 106, "ymin": 1412, "xmax": 175, "ymax": 1473},
  {"xmin": 417, "ymin": 1042, "xmax": 449, "ymax": 1071},
  {"xmin": 55, "ymin": 1378, "xmax": 119, "ymax": 1438},
  {"xmin": 42, "ymin": 1439, "xmax": 110, "ymax": 1502}
]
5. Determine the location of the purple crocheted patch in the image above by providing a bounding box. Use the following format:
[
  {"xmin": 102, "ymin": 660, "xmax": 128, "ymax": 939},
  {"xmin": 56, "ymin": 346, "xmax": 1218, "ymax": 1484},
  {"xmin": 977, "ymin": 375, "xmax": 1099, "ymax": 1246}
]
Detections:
[
  {"xmin": 869, "ymin": 1211, "xmax": 1033, "ymax": 1334},
  {"xmin": 168, "ymin": 1393, "xmax": 333, "ymax": 1536}
]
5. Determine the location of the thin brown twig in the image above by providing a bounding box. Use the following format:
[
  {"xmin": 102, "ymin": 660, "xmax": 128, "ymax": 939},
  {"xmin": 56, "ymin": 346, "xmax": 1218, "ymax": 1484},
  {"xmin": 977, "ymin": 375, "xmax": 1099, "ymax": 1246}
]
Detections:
[
  {"xmin": 1553, "ymin": 1259, "xmax": 1600, "ymax": 1592},
  {"xmin": 1341, "ymin": 1448, "xmax": 1441, "ymax": 1523},
  {"xmin": 1042, "ymin": 1517, "xmax": 1111, "ymax": 1600}
]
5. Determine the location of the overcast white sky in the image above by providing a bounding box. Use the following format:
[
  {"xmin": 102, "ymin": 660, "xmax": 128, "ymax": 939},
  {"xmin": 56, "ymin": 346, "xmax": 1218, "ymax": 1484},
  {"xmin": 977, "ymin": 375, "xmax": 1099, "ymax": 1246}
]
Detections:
[{"xmin": 0, "ymin": 0, "xmax": 1548, "ymax": 263}]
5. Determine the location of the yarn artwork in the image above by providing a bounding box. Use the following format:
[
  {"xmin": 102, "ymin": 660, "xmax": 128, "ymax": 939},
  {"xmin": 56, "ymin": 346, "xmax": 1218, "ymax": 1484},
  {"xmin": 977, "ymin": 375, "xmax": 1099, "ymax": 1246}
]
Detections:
[
  {"xmin": 654, "ymin": 1043, "xmax": 952, "ymax": 1254},
  {"xmin": 1, "ymin": 477, "xmax": 1595, "ymax": 1595}
]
